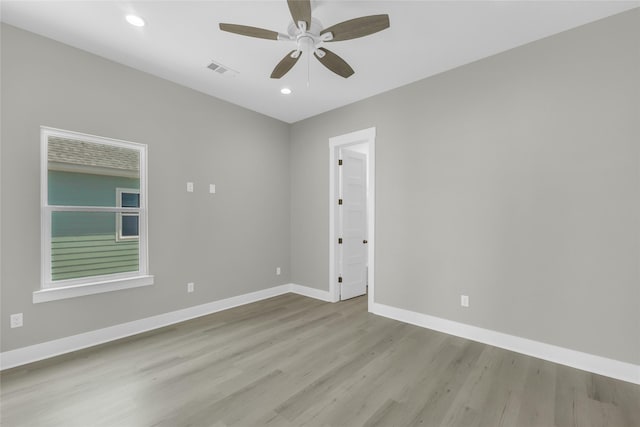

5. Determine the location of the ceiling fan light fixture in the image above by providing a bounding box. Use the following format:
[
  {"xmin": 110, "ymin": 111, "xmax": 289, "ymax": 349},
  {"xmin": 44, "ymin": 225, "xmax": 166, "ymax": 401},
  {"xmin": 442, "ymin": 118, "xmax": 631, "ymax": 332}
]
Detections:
[
  {"xmin": 125, "ymin": 14, "xmax": 145, "ymax": 27},
  {"xmin": 280, "ymin": 87, "xmax": 292, "ymax": 95},
  {"xmin": 297, "ymin": 35, "xmax": 314, "ymax": 53}
]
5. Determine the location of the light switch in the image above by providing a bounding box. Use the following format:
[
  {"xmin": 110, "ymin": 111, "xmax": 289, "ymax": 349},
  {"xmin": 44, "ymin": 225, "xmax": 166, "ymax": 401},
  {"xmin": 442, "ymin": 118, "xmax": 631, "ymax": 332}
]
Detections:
[
  {"xmin": 461, "ymin": 295, "xmax": 469, "ymax": 308},
  {"xmin": 187, "ymin": 182, "xmax": 194, "ymax": 193},
  {"xmin": 209, "ymin": 184, "xmax": 216, "ymax": 194}
]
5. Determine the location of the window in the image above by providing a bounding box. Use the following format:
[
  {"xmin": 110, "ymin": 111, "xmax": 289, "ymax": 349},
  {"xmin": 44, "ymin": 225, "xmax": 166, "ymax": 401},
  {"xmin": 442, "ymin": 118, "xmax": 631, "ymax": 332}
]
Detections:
[
  {"xmin": 116, "ymin": 188, "xmax": 140, "ymax": 241},
  {"xmin": 36, "ymin": 127, "xmax": 153, "ymax": 303}
]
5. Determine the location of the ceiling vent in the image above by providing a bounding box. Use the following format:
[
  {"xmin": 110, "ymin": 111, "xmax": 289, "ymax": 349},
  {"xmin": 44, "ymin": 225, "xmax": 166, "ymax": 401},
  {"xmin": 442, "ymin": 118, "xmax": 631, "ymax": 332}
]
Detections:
[{"xmin": 207, "ymin": 61, "xmax": 238, "ymax": 77}]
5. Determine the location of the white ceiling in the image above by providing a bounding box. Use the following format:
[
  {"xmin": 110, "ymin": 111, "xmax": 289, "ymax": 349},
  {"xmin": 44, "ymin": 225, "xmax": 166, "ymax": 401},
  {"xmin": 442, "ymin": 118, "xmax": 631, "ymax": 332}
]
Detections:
[{"xmin": 2, "ymin": 1, "xmax": 638, "ymax": 123}]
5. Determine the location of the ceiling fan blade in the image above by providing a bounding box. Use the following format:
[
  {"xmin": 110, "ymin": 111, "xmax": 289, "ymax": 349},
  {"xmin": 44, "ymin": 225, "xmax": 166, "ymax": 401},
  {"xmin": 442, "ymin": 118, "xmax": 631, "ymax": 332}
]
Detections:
[
  {"xmin": 219, "ymin": 23, "xmax": 279, "ymax": 40},
  {"xmin": 287, "ymin": 0, "xmax": 311, "ymax": 29},
  {"xmin": 271, "ymin": 51, "xmax": 301, "ymax": 79},
  {"xmin": 314, "ymin": 48, "xmax": 354, "ymax": 78},
  {"xmin": 321, "ymin": 14, "xmax": 390, "ymax": 42}
]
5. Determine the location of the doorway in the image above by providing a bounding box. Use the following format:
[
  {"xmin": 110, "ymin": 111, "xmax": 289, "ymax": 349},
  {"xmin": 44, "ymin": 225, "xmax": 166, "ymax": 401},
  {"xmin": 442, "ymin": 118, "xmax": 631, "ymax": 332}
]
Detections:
[{"xmin": 329, "ymin": 127, "xmax": 375, "ymax": 308}]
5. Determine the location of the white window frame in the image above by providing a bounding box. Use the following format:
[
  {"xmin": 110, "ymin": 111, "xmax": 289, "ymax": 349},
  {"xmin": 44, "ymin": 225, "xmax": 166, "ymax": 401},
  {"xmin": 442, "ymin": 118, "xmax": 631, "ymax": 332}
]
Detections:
[
  {"xmin": 35, "ymin": 126, "xmax": 153, "ymax": 303},
  {"xmin": 115, "ymin": 188, "xmax": 140, "ymax": 242}
]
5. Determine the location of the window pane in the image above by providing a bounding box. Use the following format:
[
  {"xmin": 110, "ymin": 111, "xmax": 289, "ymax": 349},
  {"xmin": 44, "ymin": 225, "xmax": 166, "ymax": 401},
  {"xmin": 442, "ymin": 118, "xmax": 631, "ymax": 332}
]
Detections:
[
  {"xmin": 121, "ymin": 215, "xmax": 139, "ymax": 237},
  {"xmin": 48, "ymin": 136, "xmax": 140, "ymax": 206},
  {"xmin": 121, "ymin": 193, "xmax": 140, "ymax": 208},
  {"xmin": 51, "ymin": 211, "xmax": 139, "ymax": 281}
]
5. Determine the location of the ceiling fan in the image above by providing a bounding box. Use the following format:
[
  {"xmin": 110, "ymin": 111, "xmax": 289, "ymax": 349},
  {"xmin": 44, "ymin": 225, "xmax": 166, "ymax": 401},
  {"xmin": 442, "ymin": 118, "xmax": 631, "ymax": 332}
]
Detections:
[{"xmin": 219, "ymin": 0, "xmax": 390, "ymax": 79}]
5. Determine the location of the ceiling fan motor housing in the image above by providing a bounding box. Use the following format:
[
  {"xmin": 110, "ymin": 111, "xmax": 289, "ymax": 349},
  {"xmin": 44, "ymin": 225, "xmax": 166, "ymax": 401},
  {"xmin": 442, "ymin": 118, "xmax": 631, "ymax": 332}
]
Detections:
[
  {"xmin": 287, "ymin": 17, "xmax": 323, "ymax": 38},
  {"xmin": 288, "ymin": 18, "xmax": 326, "ymax": 57}
]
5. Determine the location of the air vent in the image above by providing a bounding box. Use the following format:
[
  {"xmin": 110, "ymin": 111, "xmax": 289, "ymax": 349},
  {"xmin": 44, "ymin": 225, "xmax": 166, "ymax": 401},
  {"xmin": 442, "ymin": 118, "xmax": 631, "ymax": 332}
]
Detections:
[{"xmin": 207, "ymin": 61, "xmax": 238, "ymax": 77}]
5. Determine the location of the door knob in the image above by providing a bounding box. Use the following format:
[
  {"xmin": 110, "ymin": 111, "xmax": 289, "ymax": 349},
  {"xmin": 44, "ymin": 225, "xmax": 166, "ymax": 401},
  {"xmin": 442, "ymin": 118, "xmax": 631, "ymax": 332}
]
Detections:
[{"xmin": 363, "ymin": 240, "xmax": 368, "ymax": 244}]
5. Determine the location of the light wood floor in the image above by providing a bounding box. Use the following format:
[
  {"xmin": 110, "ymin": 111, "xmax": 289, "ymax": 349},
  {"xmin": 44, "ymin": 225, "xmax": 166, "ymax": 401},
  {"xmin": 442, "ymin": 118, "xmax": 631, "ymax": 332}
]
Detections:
[{"xmin": 1, "ymin": 294, "xmax": 639, "ymax": 426}]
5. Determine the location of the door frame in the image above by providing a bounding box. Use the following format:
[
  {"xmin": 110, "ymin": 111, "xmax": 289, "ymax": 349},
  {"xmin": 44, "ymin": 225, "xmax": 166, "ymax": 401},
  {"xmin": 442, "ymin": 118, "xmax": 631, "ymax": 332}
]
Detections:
[{"xmin": 329, "ymin": 127, "xmax": 376, "ymax": 308}]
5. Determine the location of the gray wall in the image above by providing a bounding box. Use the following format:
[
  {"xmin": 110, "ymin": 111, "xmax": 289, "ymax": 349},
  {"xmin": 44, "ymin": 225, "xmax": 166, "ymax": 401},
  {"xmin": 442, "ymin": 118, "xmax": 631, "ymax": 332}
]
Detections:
[
  {"xmin": 2, "ymin": 9, "xmax": 639, "ymax": 366},
  {"xmin": 1, "ymin": 24, "xmax": 291, "ymax": 352},
  {"xmin": 290, "ymin": 10, "xmax": 640, "ymax": 364}
]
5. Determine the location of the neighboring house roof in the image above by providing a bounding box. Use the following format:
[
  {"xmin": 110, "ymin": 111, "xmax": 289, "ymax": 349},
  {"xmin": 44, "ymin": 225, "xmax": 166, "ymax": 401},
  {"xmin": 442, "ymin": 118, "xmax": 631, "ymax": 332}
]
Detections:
[{"xmin": 48, "ymin": 136, "xmax": 139, "ymax": 176}]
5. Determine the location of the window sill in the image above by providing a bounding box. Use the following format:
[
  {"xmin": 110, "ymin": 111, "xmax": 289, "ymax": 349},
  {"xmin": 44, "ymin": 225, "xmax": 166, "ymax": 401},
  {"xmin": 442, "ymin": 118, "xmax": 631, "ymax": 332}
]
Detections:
[{"xmin": 33, "ymin": 275, "xmax": 154, "ymax": 303}]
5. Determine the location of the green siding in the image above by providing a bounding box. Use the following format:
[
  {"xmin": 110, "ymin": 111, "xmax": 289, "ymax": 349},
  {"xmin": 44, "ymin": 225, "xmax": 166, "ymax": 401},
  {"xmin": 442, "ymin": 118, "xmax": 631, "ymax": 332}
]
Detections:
[
  {"xmin": 51, "ymin": 234, "xmax": 139, "ymax": 281},
  {"xmin": 51, "ymin": 211, "xmax": 117, "ymax": 238}
]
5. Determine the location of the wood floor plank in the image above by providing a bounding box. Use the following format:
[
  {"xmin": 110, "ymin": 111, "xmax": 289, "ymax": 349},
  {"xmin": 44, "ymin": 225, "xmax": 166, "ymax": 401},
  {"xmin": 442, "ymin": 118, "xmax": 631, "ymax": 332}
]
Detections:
[
  {"xmin": 439, "ymin": 345, "xmax": 504, "ymax": 426},
  {"xmin": 406, "ymin": 340, "xmax": 487, "ymax": 426},
  {"xmin": 1, "ymin": 294, "xmax": 638, "ymax": 427},
  {"xmin": 515, "ymin": 357, "xmax": 557, "ymax": 426}
]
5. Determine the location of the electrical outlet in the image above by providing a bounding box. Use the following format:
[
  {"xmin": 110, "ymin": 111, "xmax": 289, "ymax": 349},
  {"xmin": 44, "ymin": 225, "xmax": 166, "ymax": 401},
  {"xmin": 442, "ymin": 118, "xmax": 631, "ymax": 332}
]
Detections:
[
  {"xmin": 209, "ymin": 184, "xmax": 216, "ymax": 194},
  {"xmin": 187, "ymin": 182, "xmax": 194, "ymax": 193},
  {"xmin": 460, "ymin": 295, "xmax": 469, "ymax": 308},
  {"xmin": 187, "ymin": 282, "xmax": 195, "ymax": 293},
  {"xmin": 10, "ymin": 313, "xmax": 23, "ymax": 328},
  {"xmin": 276, "ymin": 267, "xmax": 281, "ymax": 276}
]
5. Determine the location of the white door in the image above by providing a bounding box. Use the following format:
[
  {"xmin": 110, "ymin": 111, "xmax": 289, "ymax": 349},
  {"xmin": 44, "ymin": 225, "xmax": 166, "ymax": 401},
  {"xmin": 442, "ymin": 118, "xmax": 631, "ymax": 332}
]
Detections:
[{"xmin": 338, "ymin": 148, "xmax": 367, "ymax": 300}]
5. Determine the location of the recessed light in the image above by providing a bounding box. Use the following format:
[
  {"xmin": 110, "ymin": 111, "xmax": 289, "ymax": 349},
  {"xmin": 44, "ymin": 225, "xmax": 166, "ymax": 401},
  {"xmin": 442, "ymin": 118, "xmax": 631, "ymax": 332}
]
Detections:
[
  {"xmin": 126, "ymin": 14, "xmax": 145, "ymax": 27},
  {"xmin": 280, "ymin": 88, "xmax": 292, "ymax": 95}
]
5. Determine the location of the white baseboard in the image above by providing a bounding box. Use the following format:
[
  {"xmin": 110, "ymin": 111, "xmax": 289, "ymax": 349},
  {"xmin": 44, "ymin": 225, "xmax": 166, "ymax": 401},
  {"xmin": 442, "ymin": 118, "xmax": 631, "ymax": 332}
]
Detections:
[
  {"xmin": 0, "ymin": 283, "xmax": 333, "ymax": 371},
  {"xmin": 370, "ymin": 302, "xmax": 640, "ymax": 385},
  {"xmin": 289, "ymin": 283, "xmax": 333, "ymax": 302},
  {"xmin": 8, "ymin": 287, "xmax": 634, "ymax": 385},
  {"xmin": 1, "ymin": 284, "xmax": 298, "ymax": 370}
]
